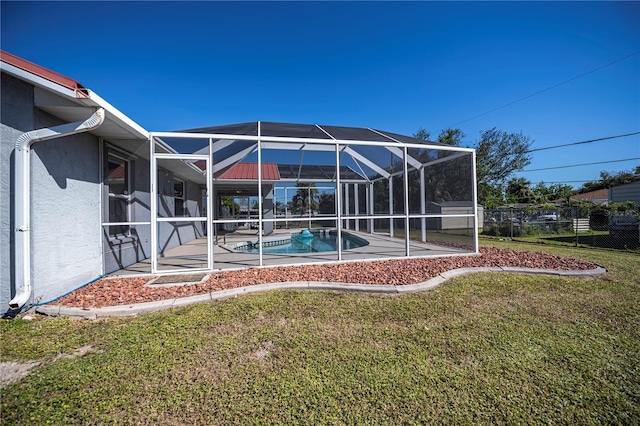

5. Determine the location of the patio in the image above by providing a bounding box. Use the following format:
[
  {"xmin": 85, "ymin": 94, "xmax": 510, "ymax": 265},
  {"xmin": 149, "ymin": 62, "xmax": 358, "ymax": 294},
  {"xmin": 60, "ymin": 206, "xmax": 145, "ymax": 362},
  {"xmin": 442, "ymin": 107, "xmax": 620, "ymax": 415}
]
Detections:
[
  {"xmin": 103, "ymin": 121, "xmax": 479, "ymax": 278},
  {"xmin": 109, "ymin": 228, "xmax": 472, "ymax": 277}
]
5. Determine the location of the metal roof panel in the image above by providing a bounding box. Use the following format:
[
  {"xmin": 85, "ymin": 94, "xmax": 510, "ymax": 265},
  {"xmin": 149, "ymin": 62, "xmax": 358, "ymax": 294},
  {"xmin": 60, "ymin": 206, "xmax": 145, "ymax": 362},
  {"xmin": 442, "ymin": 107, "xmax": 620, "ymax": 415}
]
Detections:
[{"xmin": 218, "ymin": 162, "xmax": 281, "ymax": 181}]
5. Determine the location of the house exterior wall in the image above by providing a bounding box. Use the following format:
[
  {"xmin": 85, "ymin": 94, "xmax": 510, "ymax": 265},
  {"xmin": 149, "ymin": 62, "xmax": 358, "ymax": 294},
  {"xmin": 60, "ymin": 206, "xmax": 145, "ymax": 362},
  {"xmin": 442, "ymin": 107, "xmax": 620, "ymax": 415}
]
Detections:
[
  {"xmin": 2, "ymin": 73, "xmax": 208, "ymax": 305},
  {"xmin": 30, "ymin": 130, "xmax": 102, "ymax": 304},
  {"xmin": 609, "ymin": 181, "xmax": 640, "ymax": 205},
  {"xmin": 157, "ymin": 170, "xmax": 204, "ymax": 254},
  {"xmin": 101, "ymin": 150, "xmax": 209, "ymax": 272},
  {"xmin": 0, "ymin": 73, "xmax": 33, "ymax": 309},
  {"xmin": 102, "ymin": 152, "xmax": 153, "ymax": 274},
  {"xmin": 1, "ymin": 72, "xmax": 102, "ymax": 309}
]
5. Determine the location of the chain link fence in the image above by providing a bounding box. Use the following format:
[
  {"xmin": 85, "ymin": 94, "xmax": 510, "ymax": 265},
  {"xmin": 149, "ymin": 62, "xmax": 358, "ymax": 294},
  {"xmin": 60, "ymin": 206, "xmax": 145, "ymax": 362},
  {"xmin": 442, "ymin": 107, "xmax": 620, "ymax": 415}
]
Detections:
[{"xmin": 483, "ymin": 206, "xmax": 639, "ymax": 250}]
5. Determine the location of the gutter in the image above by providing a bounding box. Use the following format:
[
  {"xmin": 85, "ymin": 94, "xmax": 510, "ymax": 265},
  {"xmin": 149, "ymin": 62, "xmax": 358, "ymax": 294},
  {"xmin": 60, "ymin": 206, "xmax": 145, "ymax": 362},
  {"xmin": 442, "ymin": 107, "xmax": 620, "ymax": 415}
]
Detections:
[{"xmin": 9, "ymin": 108, "xmax": 105, "ymax": 310}]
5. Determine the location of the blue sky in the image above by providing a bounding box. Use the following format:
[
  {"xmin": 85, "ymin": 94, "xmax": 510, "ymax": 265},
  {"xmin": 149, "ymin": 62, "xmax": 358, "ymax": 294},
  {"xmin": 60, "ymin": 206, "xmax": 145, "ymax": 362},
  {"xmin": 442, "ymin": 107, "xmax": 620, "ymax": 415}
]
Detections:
[{"xmin": 2, "ymin": 1, "xmax": 639, "ymax": 189}]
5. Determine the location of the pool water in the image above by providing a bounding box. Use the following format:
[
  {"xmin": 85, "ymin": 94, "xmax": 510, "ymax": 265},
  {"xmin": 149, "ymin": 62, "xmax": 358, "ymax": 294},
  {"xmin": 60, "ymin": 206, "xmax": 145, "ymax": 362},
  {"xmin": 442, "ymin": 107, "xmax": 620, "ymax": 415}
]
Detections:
[{"xmin": 237, "ymin": 231, "xmax": 369, "ymax": 254}]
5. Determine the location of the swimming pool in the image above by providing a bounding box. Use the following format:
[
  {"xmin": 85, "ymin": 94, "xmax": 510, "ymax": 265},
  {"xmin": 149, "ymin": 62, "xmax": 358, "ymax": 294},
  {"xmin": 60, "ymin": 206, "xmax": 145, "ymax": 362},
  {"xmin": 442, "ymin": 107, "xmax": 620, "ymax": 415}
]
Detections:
[{"xmin": 234, "ymin": 230, "xmax": 369, "ymax": 254}]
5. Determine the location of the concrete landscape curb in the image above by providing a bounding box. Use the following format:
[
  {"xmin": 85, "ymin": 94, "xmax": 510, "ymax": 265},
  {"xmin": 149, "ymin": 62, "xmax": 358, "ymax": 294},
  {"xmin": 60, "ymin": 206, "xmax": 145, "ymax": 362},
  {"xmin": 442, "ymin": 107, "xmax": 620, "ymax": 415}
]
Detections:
[{"xmin": 35, "ymin": 266, "xmax": 607, "ymax": 319}]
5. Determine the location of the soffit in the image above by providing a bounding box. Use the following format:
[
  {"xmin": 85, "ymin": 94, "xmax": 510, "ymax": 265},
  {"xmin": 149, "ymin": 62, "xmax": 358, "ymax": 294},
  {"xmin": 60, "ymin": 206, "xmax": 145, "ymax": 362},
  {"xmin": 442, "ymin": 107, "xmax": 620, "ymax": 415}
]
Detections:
[{"xmin": 34, "ymin": 87, "xmax": 147, "ymax": 142}]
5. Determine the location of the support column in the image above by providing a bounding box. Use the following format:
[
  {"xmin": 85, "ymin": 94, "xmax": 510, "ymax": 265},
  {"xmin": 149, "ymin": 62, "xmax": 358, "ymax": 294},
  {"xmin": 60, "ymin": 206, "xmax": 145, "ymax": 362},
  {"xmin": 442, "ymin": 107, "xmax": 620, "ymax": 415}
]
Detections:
[
  {"xmin": 284, "ymin": 187, "xmax": 288, "ymax": 229},
  {"xmin": 354, "ymin": 184, "xmax": 360, "ymax": 231},
  {"xmin": 263, "ymin": 184, "xmax": 274, "ymax": 235},
  {"xmin": 403, "ymin": 147, "xmax": 410, "ymax": 257},
  {"xmin": 420, "ymin": 168, "xmax": 426, "ymax": 243},
  {"xmin": 150, "ymin": 136, "xmax": 157, "ymax": 273},
  {"xmin": 257, "ymin": 122, "xmax": 263, "ymax": 266},
  {"xmin": 307, "ymin": 186, "xmax": 311, "ymax": 230},
  {"xmin": 389, "ymin": 177, "xmax": 394, "ymax": 237},
  {"xmin": 471, "ymin": 151, "xmax": 479, "ymax": 254},
  {"xmin": 344, "ymin": 183, "xmax": 350, "ymax": 229},
  {"xmin": 335, "ymin": 144, "xmax": 342, "ymax": 261},
  {"xmin": 207, "ymin": 138, "xmax": 213, "ymax": 270},
  {"xmin": 368, "ymin": 183, "xmax": 374, "ymax": 234}
]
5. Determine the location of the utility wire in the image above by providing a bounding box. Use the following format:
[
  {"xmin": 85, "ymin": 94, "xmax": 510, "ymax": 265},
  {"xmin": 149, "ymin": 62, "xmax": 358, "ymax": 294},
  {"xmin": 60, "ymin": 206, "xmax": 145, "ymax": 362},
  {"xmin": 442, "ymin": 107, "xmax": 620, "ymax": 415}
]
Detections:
[
  {"xmin": 523, "ymin": 158, "xmax": 640, "ymax": 172},
  {"xmin": 526, "ymin": 132, "xmax": 640, "ymax": 153},
  {"xmin": 528, "ymin": 180, "xmax": 595, "ymax": 184},
  {"xmin": 446, "ymin": 51, "xmax": 640, "ymax": 128}
]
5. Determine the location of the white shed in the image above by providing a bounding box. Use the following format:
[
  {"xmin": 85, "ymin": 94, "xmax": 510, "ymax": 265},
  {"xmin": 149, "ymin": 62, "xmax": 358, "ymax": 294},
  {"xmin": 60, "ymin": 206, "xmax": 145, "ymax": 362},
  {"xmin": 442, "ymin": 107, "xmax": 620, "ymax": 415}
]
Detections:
[{"xmin": 426, "ymin": 201, "xmax": 483, "ymax": 231}]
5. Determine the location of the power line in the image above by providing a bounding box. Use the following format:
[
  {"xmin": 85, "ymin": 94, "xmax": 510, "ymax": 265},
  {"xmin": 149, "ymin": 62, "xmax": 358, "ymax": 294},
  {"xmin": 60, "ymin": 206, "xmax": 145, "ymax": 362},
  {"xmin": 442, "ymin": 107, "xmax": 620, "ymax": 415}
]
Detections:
[
  {"xmin": 528, "ymin": 180, "xmax": 594, "ymax": 184},
  {"xmin": 526, "ymin": 132, "xmax": 640, "ymax": 153},
  {"xmin": 446, "ymin": 51, "xmax": 640, "ymax": 128},
  {"xmin": 523, "ymin": 158, "xmax": 640, "ymax": 172}
]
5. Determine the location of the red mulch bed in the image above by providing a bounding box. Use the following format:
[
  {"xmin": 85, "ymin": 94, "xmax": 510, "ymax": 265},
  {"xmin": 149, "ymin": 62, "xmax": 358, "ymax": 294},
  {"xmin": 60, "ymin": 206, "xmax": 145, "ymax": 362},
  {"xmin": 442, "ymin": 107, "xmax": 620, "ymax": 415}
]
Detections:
[{"xmin": 52, "ymin": 247, "xmax": 598, "ymax": 309}]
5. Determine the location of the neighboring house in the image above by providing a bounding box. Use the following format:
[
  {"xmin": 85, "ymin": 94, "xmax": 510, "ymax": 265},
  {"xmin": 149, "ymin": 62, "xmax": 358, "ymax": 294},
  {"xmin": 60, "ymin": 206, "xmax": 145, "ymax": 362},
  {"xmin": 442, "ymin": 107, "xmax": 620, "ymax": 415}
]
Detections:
[
  {"xmin": 568, "ymin": 182, "xmax": 640, "ymax": 206},
  {"xmin": 569, "ymin": 188, "xmax": 609, "ymax": 204},
  {"xmin": 609, "ymin": 181, "xmax": 640, "ymax": 205},
  {"xmin": 608, "ymin": 181, "xmax": 640, "ymax": 243}
]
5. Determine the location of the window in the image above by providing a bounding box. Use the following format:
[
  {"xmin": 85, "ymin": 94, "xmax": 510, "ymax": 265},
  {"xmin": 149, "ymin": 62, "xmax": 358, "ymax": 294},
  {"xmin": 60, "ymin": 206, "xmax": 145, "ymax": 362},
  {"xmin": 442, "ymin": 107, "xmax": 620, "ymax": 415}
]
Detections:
[
  {"xmin": 106, "ymin": 151, "xmax": 131, "ymax": 236},
  {"xmin": 174, "ymin": 179, "xmax": 185, "ymax": 216}
]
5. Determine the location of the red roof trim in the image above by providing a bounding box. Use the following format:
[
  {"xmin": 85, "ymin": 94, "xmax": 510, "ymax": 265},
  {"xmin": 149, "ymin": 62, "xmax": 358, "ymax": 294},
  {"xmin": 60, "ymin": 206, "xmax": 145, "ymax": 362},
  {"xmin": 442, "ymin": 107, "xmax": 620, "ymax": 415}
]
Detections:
[
  {"xmin": 0, "ymin": 50, "xmax": 89, "ymax": 98},
  {"xmin": 217, "ymin": 163, "xmax": 281, "ymax": 181}
]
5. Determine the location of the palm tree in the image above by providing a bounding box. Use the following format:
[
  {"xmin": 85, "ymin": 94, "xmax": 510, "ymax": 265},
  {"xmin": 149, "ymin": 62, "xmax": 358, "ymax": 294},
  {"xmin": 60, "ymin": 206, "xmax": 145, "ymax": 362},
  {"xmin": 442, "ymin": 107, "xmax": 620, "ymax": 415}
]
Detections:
[
  {"xmin": 506, "ymin": 177, "xmax": 535, "ymax": 204},
  {"xmin": 290, "ymin": 183, "xmax": 319, "ymax": 215}
]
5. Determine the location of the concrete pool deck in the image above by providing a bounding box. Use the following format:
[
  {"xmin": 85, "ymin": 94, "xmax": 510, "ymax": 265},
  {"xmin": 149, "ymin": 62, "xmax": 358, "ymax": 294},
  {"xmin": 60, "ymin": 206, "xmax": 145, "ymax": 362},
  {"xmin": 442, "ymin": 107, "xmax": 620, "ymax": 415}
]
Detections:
[{"xmin": 108, "ymin": 228, "xmax": 473, "ymax": 276}]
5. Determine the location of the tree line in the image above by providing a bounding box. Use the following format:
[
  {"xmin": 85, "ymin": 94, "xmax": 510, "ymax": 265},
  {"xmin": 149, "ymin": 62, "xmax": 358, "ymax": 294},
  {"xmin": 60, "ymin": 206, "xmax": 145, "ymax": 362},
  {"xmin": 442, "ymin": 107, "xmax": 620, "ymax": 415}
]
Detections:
[{"xmin": 414, "ymin": 127, "xmax": 639, "ymax": 208}]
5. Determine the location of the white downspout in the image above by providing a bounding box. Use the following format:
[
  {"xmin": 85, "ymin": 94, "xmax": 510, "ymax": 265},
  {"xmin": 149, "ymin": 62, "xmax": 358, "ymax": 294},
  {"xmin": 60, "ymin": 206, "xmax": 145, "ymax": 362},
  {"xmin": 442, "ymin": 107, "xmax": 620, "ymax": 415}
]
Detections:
[{"xmin": 9, "ymin": 108, "xmax": 105, "ymax": 310}]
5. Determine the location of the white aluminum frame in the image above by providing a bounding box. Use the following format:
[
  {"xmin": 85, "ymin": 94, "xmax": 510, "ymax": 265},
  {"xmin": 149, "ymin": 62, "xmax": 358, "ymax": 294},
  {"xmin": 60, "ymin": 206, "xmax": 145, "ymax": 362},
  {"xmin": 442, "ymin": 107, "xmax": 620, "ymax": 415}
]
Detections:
[
  {"xmin": 151, "ymin": 131, "xmax": 475, "ymax": 153},
  {"xmin": 150, "ymin": 139, "xmax": 212, "ymax": 274},
  {"xmin": 257, "ymin": 122, "xmax": 263, "ymax": 266},
  {"xmin": 145, "ymin": 126, "xmax": 477, "ymax": 273}
]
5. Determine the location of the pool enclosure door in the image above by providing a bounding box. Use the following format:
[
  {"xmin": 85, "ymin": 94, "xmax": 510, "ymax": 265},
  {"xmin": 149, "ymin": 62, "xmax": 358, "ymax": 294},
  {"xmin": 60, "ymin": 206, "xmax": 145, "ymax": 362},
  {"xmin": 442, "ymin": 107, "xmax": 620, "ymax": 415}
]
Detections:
[{"xmin": 151, "ymin": 152, "xmax": 212, "ymax": 274}]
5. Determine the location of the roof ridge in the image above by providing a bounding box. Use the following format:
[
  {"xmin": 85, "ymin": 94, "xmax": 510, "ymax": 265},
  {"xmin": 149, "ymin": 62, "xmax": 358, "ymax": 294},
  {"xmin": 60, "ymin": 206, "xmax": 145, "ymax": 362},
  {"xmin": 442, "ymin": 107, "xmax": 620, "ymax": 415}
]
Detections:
[{"xmin": 1, "ymin": 50, "xmax": 89, "ymax": 97}]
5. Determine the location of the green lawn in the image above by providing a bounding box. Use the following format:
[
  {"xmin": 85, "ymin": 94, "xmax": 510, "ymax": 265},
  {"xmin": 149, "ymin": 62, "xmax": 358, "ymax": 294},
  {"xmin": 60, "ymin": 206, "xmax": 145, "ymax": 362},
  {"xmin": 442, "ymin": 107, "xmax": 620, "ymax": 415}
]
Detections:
[{"xmin": 2, "ymin": 240, "xmax": 639, "ymax": 425}]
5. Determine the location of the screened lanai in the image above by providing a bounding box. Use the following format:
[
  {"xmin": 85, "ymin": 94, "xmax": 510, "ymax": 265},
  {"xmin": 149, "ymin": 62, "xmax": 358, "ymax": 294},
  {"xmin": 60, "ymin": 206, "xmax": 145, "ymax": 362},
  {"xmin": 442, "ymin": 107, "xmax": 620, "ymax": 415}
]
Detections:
[{"xmin": 138, "ymin": 121, "xmax": 478, "ymax": 273}]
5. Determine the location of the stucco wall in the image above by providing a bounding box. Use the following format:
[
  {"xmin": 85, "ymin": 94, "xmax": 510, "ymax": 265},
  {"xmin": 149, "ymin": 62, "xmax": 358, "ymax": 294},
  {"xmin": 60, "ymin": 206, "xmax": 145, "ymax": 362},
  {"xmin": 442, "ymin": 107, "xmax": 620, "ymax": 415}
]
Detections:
[
  {"xmin": 102, "ymin": 154, "xmax": 153, "ymax": 274},
  {"xmin": 157, "ymin": 171, "xmax": 204, "ymax": 254},
  {"xmin": 1, "ymin": 72, "xmax": 102, "ymax": 309},
  {"xmin": 30, "ymin": 131, "xmax": 102, "ymax": 303},
  {"xmin": 0, "ymin": 73, "xmax": 34, "ymax": 310},
  {"xmin": 96, "ymin": 148, "xmax": 207, "ymax": 274}
]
